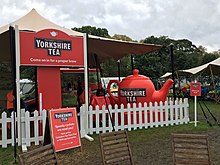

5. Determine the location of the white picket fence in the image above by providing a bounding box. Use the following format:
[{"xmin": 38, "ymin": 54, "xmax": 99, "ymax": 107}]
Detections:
[
  {"xmin": 0, "ymin": 99, "xmax": 189, "ymax": 147},
  {"xmin": 80, "ymin": 98, "xmax": 189, "ymax": 137},
  {"xmin": 0, "ymin": 109, "xmax": 47, "ymax": 148}
]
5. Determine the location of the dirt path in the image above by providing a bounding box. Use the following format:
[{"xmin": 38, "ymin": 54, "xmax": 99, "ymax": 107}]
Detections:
[{"xmin": 56, "ymin": 126, "xmax": 220, "ymax": 165}]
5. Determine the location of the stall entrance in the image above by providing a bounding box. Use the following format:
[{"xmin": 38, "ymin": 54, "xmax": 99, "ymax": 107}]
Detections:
[
  {"xmin": 60, "ymin": 68, "xmax": 84, "ymax": 108},
  {"xmin": 60, "ymin": 68, "xmax": 100, "ymax": 110},
  {"xmin": 23, "ymin": 67, "xmax": 98, "ymax": 112}
]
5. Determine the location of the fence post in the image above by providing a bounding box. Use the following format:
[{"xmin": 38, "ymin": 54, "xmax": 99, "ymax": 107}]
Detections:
[
  {"xmin": 144, "ymin": 102, "xmax": 148, "ymax": 128},
  {"xmin": 80, "ymin": 105, "xmax": 93, "ymax": 141},
  {"xmin": 149, "ymin": 102, "xmax": 153, "ymax": 128},
  {"xmin": 133, "ymin": 103, "xmax": 137, "ymax": 130},
  {"xmin": 114, "ymin": 105, "xmax": 119, "ymax": 131},
  {"xmin": 127, "ymin": 103, "xmax": 131, "ymax": 131},
  {"xmin": 95, "ymin": 106, "xmax": 99, "ymax": 134},
  {"xmin": 2, "ymin": 112, "xmax": 7, "ymax": 148},
  {"xmin": 179, "ymin": 98, "xmax": 183, "ymax": 124},
  {"xmin": 34, "ymin": 110, "xmax": 39, "ymax": 145},
  {"xmin": 80, "ymin": 105, "xmax": 86, "ymax": 138},
  {"xmin": 159, "ymin": 101, "xmax": 164, "ymax": 127},
  {"xmin": 120, "ymin": 104, "xmax": 125, "ymax": 130},
  {"xmin": 165, "ymin": 101, "xmax": 169, "ymax": 126},
  {"xmin": 21, "ymin": 109, "xmax": 27, "ymax": 152},
  {"xmin": 138, "ymin": 103, "xmax": 143, "ymax": 129},
  {"xmin": 184, "ymin": 98, "xmax": 190, "ymax": 123},
  {"xmin": 154, "ymin": 102, "xmax": 159, "ymax": 127},
  {"xmin": 170, "ymin": 100, "xmax": 174, "ymax": 126},
  {"xmin": 102, "ymin": 105, "xmax": 106, "ymax": 133},
  {"xmin": 42, "ymin": 109, "xmax": 47, "ymax": 139},
  {"xmin": 174, "ymin": 100, "xmax": 179, "ymax": 125},
  {"xmin": 89, "ymin": 105, "xmax": 93, "ymax": 135},
  {"xmin": 25, "ymin": 111, "xmax": 30, "ymax": 147},
  {"xmin": 11, "ymin": 112, "xmax": 15, "ymax": 146}
]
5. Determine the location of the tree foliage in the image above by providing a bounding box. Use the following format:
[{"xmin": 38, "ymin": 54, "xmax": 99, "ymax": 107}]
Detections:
[
  {"xmin": 72, "ymin": 26, "xmax": 220, "ymax": 79},
  {"xmin": 72, "ymin": 26, "xmax": 110, "ymax": 38},
  {"xmin": 135, "ymin": 36, "xmax": 220, "ymax": 79},
  {"xmin": 112, "ymin": 34, "xmax": 133, "ymax": 41}
]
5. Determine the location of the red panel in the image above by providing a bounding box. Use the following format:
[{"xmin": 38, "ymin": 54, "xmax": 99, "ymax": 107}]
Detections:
[
  {"xmin": 37, "ymin": 67, "xmax": 61, "ymax": 110},
  {"xmin": 49, "ymin": 108, "xmax": 81, "ymax": 152},
  {"xmin": 190, "ymin": 82, "xmax": 201, "ymax": 96},
  {"xmin": 20, "ymin": 29, "xmax": 84, "ymax": 67}
]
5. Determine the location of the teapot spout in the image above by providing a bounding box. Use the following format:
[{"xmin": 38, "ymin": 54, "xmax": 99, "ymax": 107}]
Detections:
[{"xmin": 153, "ymin": 79, "xmax": 174, "ymax": 102}]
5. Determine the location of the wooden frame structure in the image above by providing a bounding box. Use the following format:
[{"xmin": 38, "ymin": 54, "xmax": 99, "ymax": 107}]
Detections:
[
  {"xmin": 172, "ymin": 133, "xmax": 211, "ymax": 165},
  {"xmin": 99, "ymin": 130, "xmax": 134, "ymax": 165},
  {"xmin": 17, "ymin": 144, "xmax": 58, "ymax": 165}
]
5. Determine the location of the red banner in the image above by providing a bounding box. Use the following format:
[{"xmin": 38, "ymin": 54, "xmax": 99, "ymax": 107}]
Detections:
[
  {"xmin": 190, "ymin": 82, "xmax": 201, "ymax": 96},
  {"xmin": 20, "ymin": 29, "xmax": 84, "ymax": 66},
  {"xmin": 49, "ymin": 108, "xmax": 81, "ymax": 152}
]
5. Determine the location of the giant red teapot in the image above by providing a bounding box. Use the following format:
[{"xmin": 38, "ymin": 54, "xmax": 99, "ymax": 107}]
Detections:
[{"xmin": 107, "ymin": 69, "xmax": 174, "ymax": 106}]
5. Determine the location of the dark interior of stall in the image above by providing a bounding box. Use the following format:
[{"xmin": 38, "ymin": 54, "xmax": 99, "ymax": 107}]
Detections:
[{"xmin": 0, "ymin": 31, "xmax": 13, "ymax": 114}]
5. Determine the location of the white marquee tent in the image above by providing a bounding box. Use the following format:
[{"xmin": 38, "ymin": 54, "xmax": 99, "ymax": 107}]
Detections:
[
  {"xmin": 178, "ymin": 57, "xmax": 220, "ymax": 76},
  {"xmin": 160, "ymin": 57, "xmax": 220, "ymax": 78},
  {"xmin": 0, "ymin": 8, "xmax": 161, "ymax": 63}
]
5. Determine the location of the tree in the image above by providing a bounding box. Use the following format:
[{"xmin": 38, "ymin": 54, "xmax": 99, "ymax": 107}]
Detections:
[
  {"xmin": 201, "ymin": 52, "xmax": 220, "ymax": 64},
  {"xmin": 20, "ymin": 66, "xmax": 36, "ymax": 81},
  {"xmin": 112, "ymin": 34, "xmax": 133, "ymax": 41},
  {"xmin": 72, "ymin": 26, "xmax": 218, "ymax": 79},
  {"xmin": 135, "ymin": 36, "xmax": 205, "ymax": 79},
  {"xmin": 110, "ymin": 34, "xmax": 136, "ymax": 76},
  {"xmin": 72, "ymin": 26, "xmax": 110, "ymax": 38}
]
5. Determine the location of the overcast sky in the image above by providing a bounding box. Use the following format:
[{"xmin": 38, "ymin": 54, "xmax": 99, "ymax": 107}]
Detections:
[{"xmin": 0, "ymin": 0, "xmax": 219, "ymax": 52}]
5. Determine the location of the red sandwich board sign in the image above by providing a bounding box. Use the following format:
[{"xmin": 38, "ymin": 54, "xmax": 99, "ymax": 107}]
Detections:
[
  {"xmin": 49, "ymin": 108, "xmax": 81, "ymax": 152},
  {"xmin": 190, "ymin": 82, "xmax": 201, "ymax": 96}
]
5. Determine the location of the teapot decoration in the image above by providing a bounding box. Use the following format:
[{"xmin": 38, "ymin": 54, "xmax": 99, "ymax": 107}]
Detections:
[{"xmin": 107, "ymin": 69, "xmax": 174, "ymax": 106}]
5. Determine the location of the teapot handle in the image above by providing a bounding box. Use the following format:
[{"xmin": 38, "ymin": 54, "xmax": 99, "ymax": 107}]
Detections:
[{"xmin": 107, "ymin": 80, "xmax": 120, "ymax": 101}]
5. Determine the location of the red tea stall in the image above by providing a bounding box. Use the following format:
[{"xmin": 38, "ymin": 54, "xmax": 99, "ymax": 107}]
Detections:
[
  {"xmin": 0, "ymin": 9, "xmax": 162, "ymax": 145},
  {"xmin": 20, "ymin": 29, "xmax": 84, "ymax": 110}
]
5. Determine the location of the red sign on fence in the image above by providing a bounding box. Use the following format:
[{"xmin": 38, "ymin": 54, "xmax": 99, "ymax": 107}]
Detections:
[
  {"xmin": 190, "ymin": 82, "xmax": 201, "ymax": 96},
  {"xmin": 49, "ymin": 108, "xmax": 81, "ymax": 152}
]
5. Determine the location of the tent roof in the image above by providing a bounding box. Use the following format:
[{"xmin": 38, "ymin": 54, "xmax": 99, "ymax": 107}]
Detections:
[
  {"xmin": 160, "ymin": 72, "xmax": 172, "ymax": 78},
  {"xmin": 0, "ymin": 9, "xmax": 83, "ymax": 37},
  {"xmin": 178, "ymin": 57, "xmax": 220, "ymax": 76},
  {"xmin": 177, "ymin": 63, "xmax": 209, "ymax": 76},
  {"xmin": 0, "ymin": 9, "xmax": 161, "ymax": 61},
  {"xmin": 159, "ymin": 58, "xmax": 220, "ymax": 78}
]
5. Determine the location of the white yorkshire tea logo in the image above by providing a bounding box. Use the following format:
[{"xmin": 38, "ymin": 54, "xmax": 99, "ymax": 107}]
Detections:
[
  {"xmin": 54, "ymin": 112, "xmax": 73, "ymax": 122},
  {"xmin": 120, "ymin": 88, "xmax": 146, "ymax": 103},
  {"xmin": 34, "ymin": 38, "xmax": 72, "ymax": 56}
]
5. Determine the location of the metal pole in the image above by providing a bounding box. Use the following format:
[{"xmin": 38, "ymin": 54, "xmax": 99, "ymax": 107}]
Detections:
[
  {"xmin": 83, "ymin": 33, "xmax": 89, "ymax": 111},
  {"xmin": 170, "ymin": 44, "xmax": 176, "ymax": 101},
  {"xmin": 15, "ymin": 25, "xmax": 22, "ymax": 148},
  {"xmin": 35, "ymin": 66, "xmax": 39, "ymax": 111},
  {"xmin": 94, "ymin": 54, "xmax": 99, "ymax": 78},
  {"xmin": 9, "ymin": 26, "xmax": 17, "ymax": 162},
  {"xmin": 209, "ymin": 65, "xmax": 216, "ymax": 100},
  {"xmin": 194, "ymin": 79, "xmax": 197, "ymax": 127},
  {"xmin": 117, "ymin": 60, "xmax": 121, "ymax": 81},
  {"xmin": 82, "ymin": 33, "xmax": 94, "ymax": 141},
  {"xmin": 131, "ymin": 55, "xmax": 134, "ymax": 72}
]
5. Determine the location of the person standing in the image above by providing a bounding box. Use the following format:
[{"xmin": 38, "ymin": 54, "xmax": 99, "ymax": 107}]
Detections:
[
  {"xmin": 7, "ymin": 90, "xmax": 14, "ymax": 115},
  {"xmin": 6, "ymin": 90, "xmax": 14, "ymax": 132},
  {"xmin": 7, "ymin": 89, "xmax": 28, "ymax": 113}
]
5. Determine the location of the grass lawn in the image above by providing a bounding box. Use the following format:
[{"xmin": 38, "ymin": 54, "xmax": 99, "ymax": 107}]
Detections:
[
  {"xmin": 0, "ymin": 147, "xmax": 17, "ymax": 165},
  {"xmin": 0, "ymin": 99, "xmax": 220, "ymax": 164}
]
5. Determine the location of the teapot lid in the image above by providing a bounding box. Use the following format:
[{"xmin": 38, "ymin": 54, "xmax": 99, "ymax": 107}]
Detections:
[{"xmin": 124, "ymin": 69, "xmax": 150, "ymax": 80}]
